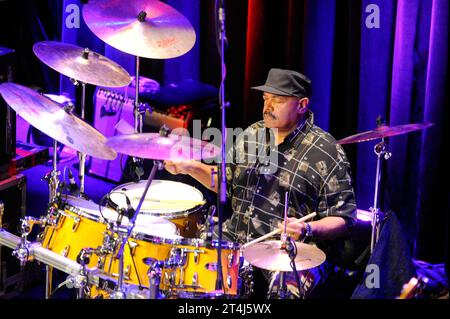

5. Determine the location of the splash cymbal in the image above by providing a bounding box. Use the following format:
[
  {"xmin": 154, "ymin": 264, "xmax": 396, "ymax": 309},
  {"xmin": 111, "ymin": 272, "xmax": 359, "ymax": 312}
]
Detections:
[{"xmin": 336, "ymin": 123, "xmax": 434, "ymax": 144}]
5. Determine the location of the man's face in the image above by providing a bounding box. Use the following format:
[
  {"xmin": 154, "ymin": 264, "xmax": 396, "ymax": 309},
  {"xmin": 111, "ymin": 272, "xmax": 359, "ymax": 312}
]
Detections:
[{"xmin": 262, "ymin": 92, "xmax": 305, "ymax": 130}]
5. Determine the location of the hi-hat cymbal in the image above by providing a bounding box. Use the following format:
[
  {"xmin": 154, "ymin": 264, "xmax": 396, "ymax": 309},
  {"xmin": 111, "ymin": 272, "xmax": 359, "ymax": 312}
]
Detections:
[
  {"xmin": 82, "ymin": 0, "xmax": 196, "ymax": 59},
  {"xmin": 0, "ymin": 83, "xmax": 117, "ymax": 160},
  {"xmin": 33, "ymin": 41, "xmax": 131, "ymax": 87},
  {"xmin": 336, "ymin": 123, "xmax": 434, "ymax": 144},
  {"xmin": 106, "ymin": 133, "xmax": 220, "ymax": 161},
  {"xmin": 242, "ymin": 240, "xmax": 326, "ymax": 272},
  {"xmin": 0, "ymin": 46, "xmax": 14, "ymax": 56}
]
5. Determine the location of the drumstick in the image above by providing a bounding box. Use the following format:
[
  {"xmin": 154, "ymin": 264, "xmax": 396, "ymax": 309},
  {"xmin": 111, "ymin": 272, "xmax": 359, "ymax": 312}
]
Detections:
[
  {"xmin": 132, "ymin": 197, "xmax": 205, "ymax": 205},
  {"xmin": 242, "ymin": 212, "xmax": 317, "ymax": 248}
]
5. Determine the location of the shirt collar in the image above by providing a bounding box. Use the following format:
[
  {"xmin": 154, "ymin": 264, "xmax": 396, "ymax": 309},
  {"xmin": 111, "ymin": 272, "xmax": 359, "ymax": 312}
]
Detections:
[{"xmin": 285, "ymin": 110, "xmax": 314, "ymax": 144}]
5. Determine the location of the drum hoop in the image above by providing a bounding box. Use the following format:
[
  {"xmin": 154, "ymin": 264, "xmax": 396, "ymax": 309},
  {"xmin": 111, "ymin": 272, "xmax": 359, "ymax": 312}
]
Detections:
[
  {"xmin": 171, "ymin": 238, "xmax": 241, "ymax": 250},
  {"xmin": 107, "ymin": 180, "xmax": 206, "ymax": 217},
  {"xmin": 60, "ymin": 196, "xmax": 105, "ymax": 223}
]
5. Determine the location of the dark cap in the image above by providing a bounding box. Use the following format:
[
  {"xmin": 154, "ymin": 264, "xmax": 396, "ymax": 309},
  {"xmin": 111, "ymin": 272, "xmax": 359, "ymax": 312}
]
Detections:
[{"xmin": 251, "ymin": 68, "xmax": 312, "ymax": 98}]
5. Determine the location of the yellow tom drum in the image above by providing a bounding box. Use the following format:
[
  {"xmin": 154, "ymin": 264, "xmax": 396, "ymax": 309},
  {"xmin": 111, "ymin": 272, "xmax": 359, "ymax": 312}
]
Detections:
[
  {"xmin": 161, "ymin": 239, "xmax": 241, "ymax": 298},
  {"xmin": 99, "ymin": 215, "xmax": 182, "ymax": 288},
  {"xmin": 40, "ymin": 195, "xmax": 117, "ymax": 268}
]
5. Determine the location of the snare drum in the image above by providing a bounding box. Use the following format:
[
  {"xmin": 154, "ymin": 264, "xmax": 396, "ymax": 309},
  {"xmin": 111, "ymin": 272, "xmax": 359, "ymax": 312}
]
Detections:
[
  {"xmin": 160, "ymin": 239, "xmax": 241, "ymax": 298},
  {"xmin": 40, "ymin": 196, "xmax": 116, "ymax": 268},
  {"xmin": 108, "ymin": 180, "xmax": 206, "ymax": 238}
]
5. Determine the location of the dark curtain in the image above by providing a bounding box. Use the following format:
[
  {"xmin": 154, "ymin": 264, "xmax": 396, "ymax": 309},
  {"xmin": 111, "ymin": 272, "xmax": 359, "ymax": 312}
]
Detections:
[
  {"xmin": 228, "ymin": 0, "xmax": 449, "ymax": 268},
  {"xmin": 2, "ymin": 0, "xmax": 448, "ymax": 271}
]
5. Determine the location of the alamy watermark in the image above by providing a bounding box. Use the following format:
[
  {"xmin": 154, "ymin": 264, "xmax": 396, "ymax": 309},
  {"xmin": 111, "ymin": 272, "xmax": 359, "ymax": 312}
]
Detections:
[
  {"xmin": 365, "ymin": 4, "xmax": 380, "ymax": 29},
  {"xmin": 65, "ymin": 4, "xmax": 80, "ymax": 29},
  {"xmin": 165, "ymin": 120, "xmax": 279, "ymax": 173}
]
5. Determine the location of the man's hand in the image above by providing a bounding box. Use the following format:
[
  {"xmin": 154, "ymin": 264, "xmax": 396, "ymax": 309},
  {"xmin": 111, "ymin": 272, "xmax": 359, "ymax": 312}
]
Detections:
[
  {"xmin": 278, "ymin": 217, "xmax": 307, "ymax": 241},
  {"xmin": 163, "ymin": 160, "xmax": 197, "ymax": 175}
]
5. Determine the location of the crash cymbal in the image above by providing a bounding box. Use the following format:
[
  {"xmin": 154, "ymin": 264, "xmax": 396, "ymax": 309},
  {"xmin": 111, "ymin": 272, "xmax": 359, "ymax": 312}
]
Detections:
[
  {"xmin": 106, "ymin": 133, "xmax": 220, "ymax": 161},
  {"xmin": 0, "ymin": 46, "xmax": 14, "ymax": 56},
  {"xmin": 336, "ymin": 123, "xmax": 434, "ymax": 144},
  {"xmin": 0, "ymin": 83, "xmax": 117, "ymax": 160},
  {"xmin": 242, "ymin": 240, "xmax": 326, "ymax": 272},
  {"xmin": 33, "ymin": 41, "xmax": 131, "ymax": 87},
  {"xmin": 82, "ymin": 0, "xmax": 196, "ymax": 59}
]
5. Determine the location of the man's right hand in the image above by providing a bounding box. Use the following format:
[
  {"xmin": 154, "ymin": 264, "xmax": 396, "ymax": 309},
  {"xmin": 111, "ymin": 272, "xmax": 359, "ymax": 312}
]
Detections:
[{"xmin": 163, "ymin": 160, "xmax": 196, "ymax": 175}]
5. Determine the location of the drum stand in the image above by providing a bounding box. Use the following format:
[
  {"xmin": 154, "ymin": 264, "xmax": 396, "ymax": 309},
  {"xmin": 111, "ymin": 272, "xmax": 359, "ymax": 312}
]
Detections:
[
  {"xmin": 369, "ymin": 138, "xmax": 391, "ymax": 253},
  {"xmin": 110, "ymin": 160, "xmax": 164, "ymax": 299}
]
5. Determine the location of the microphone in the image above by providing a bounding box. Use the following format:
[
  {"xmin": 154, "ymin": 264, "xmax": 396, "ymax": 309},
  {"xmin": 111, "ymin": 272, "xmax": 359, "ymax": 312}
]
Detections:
[
  {"xmin": 68, "ymin": 169, "xmax": 80, "ymax": 195},
  {"xmin": 124, "ymin": 194, "xmax": 136, "ymax": 220}
]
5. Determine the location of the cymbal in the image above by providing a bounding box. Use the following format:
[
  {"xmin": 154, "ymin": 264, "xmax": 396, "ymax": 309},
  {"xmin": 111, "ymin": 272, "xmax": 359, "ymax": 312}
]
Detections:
[
  {"xmin": 242, "ymin": 240, "xmax": 326, "ymax": 272},
  {"xmin": 0, "ymin": 83, "xmax": 117, "ymax": 160},
  {"xmin": 336, "ymin": 123, "xmax": 434, "ymax": 144},
  {"xmin": 0, "ymin": 46, "xmax": 14, "ymax": 56},
  {"xmin": 82, "ymin": 0, "xmax": 196, "ymax": 59},
  {"xmin": 106, "ymin": 133, "xmax": 220, "ymax": 161},
  {"xmin": 33, "ymin": 41, "xmax": 131, "ymax": 87}
]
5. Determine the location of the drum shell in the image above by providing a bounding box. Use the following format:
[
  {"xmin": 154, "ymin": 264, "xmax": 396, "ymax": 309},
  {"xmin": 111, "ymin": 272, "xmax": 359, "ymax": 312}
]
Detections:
[
  {"xmin": 161, "ymin": 239, "xmax": 241, "ymax": 297},
  {"xmin": 40, "ymin": 208, "xmax": 106, "ymax": 268}
]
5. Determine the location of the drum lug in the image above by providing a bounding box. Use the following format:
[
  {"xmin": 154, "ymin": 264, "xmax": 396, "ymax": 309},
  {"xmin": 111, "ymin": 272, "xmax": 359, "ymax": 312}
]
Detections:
[
  {"xmin": 72, "ymin": 218, "xmax": 80, "ymax": 232},
  {"xmin": 204, "ymin": 262, "xmax": 218, "ymax": 271},
  {"xmin": 227, "ymin": 253, "xmax": 235, "ymax": 269},
  {"xmin": 128, "ymin": 241, "xmax": 138, "ymax": 256},
  {"xmin": 61, "ymin": 245, "xmax": 70, "ymax": 257},
  {"xmin": 227, "ymin": 274, "xmax": 233, "ymax": 289},
  {"xmin": 192, "ymin": 273, "xmax": 198, "ymax": 288}
]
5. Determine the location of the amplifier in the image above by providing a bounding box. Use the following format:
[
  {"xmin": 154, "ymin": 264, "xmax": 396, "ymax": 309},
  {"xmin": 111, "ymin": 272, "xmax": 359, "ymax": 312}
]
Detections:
[{"xmin": 89, "ymin": 87, "xmax": 194, "ymax": 182}]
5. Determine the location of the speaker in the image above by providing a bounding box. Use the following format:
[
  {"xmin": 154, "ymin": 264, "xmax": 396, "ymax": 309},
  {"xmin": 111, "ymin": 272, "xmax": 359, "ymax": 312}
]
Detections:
[{"xmin": 0, "ymin": 52, "xmax": 16, "ymax": 166}]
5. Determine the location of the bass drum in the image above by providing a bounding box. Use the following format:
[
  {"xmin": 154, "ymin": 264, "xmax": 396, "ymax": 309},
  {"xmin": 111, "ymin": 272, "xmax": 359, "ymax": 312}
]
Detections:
[{"xmin": 108, "ymin": 180, "xmax": 207, "ymax": 238}]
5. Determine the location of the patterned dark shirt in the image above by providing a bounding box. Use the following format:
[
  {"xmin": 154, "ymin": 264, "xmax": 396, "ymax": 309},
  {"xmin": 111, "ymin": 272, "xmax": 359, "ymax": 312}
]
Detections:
[{"xmin": 222, "ymin": 110, "xmax": 357, "ymax": 244}]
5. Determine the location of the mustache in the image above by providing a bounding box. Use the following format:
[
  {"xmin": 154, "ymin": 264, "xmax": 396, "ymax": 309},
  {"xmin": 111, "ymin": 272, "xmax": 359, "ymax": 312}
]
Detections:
[{"xmin": 264, "ymin": 111, "xmax": 276, "ymax": 120}]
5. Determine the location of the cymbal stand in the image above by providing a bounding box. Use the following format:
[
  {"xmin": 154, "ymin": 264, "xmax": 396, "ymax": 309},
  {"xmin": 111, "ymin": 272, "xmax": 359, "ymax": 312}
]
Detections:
[
  {"xmin": 70, "ymin": 48, "xmax": 90, "ymax": 196},
  {"xmin": 42, "ymin": 138, "xmax": 61, "ymax": 204},
  {"xmin": 110, "ymin": 160, "xmax": 163, "ymax": 299},
  {"xmin": 79, "ymin": 81, "xmax": 87, "ymax": 195},
  {"xmin": 277, "ymin": 192, "xmax": 290, "ymax": 299},
  {"xmin": 214, "ymin": 0, "xmax": 229, "ymax": 294},
  {"xmin": 370, "ymin": 138, "xmax": 391, "ymax": 253}
]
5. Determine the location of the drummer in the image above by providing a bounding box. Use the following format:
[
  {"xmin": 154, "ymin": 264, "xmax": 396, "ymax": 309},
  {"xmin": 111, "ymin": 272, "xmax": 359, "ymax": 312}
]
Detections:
[{"xmin": 164, "ymin": 68, "xmax": 357, "ymax": 298}]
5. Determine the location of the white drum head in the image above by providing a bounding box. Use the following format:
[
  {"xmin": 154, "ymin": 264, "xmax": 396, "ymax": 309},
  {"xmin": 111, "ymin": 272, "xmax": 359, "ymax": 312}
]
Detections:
[
  {"xmin": 64, "ymin": 195, "xmax": 180, "ymax": 239},
  {"xmin": 109, "ymin": 180, "xmax": 205, "ymax": 215}
]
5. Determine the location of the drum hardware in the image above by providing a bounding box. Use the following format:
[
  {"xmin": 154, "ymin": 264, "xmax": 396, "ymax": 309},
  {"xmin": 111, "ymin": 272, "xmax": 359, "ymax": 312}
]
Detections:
[
  {"xmin": 144, "ymin": 258, "xmax": 165, "ymax": 299},
  {"xmin": 112, "ymin": 160, "xmax": 165, "ymax": 298},
  {"xmin": 238, "ymin": 262, "xmax": 254, "ymax": 299},
  {"xmin": 336, "ymin": 120, "xmax": 434, "ymax": 253}
]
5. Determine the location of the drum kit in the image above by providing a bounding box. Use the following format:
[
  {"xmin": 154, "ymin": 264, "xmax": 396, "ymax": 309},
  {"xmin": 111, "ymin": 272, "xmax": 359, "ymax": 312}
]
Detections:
[{"xmin": 0, "ymin": 0, "xmax": 433, "ymax": 300}]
